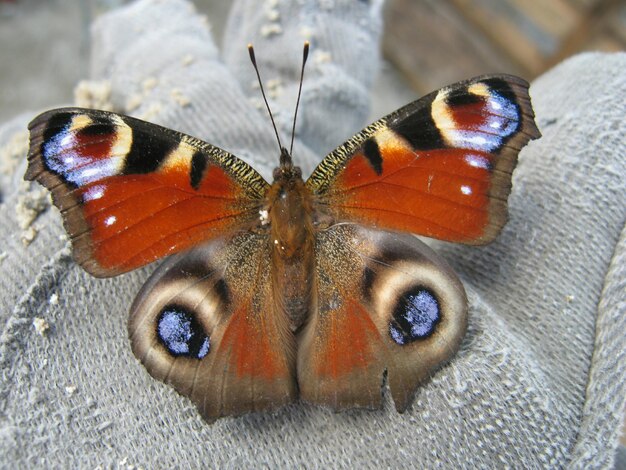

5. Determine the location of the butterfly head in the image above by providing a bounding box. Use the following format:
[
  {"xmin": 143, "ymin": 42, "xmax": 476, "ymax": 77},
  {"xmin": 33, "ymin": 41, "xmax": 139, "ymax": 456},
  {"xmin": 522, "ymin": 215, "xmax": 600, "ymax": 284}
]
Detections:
[{"xmin": 272, "ymin": 146, "xmax": 302, "ymax": 183}]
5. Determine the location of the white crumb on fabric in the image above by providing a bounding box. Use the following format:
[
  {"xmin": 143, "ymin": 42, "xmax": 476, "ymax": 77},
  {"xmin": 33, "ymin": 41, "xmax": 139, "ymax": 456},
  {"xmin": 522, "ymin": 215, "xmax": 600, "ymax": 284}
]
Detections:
[
  {"xmin": 170, "ymin": 88, "xmax": 191, "ymax": 107},
  {"xmin": 183, "ymin": 0, "xmax": 196, "ymax": 13},
  {"xmin": 33, "ymin": 317, "xmax": 50, "ymax": 336},
  {"xmin": 28, "ymin": 387, "xmax": 42, "ymax": 405},
  {"xmin": 142, "ymin": 77, "xmax": 158, "ymax": 92},
  {"xmin": 260, "ymin": 23, "xmax": 283, "ymax": 37},
  {"xmin": 249, "ymin": 97, "xmax": 264, "ymax": 110},
  {"xmin": 49, "ymin": 293, "xmax": 59, "ymax": 305},
  {"xmin": 266, "ymin": 8, "xmax": 280, "ymax": 21},
  {"xmin": 125, "ymin": 94, "xmax": 143, "ymax": 112},
  {"xmin": 565, "ymin": 295, "xmax": 575, "ymax": 303},
  {"xmin": 182, "ymin": 54, "xmax": 195, "ymax": 66},
  {"xmin": 16, "ymin": 188, "xmax": 49, "ymax": 230},
  {"xmin": 65, "ymin": 385, "xmax": 77, "ymax": 396},
  {"xmin": 313, "ymin": 50, "xmax": 332, "ymax": 64},
  {"xmin": 260, "ymin": 0, "xmax": 281, "ymax": 36},
  {"xmin": 266, "ymin": 78, "xmax": 283, "ymax": 99},
  {"xmin": 0, "ymin": 130, "xmax": 28, "ymax": 177},
  {"xmin": 198, "ymin": 14, "xmax": 210, "ymax": 29},
  {"xmin": 137, "ymin": 102, "xmax": 163, "ymax": 121},
  {"xmin": 0, "ymin": 251, "xmax": 7, "ymax": 264},
  {"xmin": 73, "ymin": 80, "xmax": 113, "ymax": 110},
  {"xmin": 21, "ymin": 226, "xmax": 38, "ymax": 246},
  {"xmin": 299, "ymin": 26, "xmax": 315, "ymax": 40}
]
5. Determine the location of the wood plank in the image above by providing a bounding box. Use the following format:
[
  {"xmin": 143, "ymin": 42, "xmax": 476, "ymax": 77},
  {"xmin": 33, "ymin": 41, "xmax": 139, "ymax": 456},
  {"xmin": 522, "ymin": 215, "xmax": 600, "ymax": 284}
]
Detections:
[
  {"xmin": 451, "ymin": 0, "xmax": 580, "ymax": 73},
  {"xmin": 383, "ymin": 0, "xmax": 523, "ymax": 94}
]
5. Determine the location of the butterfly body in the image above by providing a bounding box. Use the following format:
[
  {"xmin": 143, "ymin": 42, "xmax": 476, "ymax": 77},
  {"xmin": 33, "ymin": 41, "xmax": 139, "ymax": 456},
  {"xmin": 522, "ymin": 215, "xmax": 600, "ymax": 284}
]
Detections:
[
  {"xmin": 264, "ymin": 155, "xmax": 316, "ymax": 331},
  {"xmin": 26, "ymin": 74, "xmax": 540, "ymax": 421}
]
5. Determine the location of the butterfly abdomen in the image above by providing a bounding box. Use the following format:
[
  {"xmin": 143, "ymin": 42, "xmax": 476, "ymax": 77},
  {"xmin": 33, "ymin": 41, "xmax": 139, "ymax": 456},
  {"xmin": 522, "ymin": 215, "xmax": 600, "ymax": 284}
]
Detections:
[{"xmin": 267, "ymin": 167, "xmax": 316, "ymax": 332}]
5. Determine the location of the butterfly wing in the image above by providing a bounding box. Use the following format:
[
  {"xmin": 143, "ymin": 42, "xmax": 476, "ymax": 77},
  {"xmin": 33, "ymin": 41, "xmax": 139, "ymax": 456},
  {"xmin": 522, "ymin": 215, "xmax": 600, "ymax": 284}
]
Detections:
[
  {"xmin": 307, "ymin": 75, "xmax": 541, "ymax": 244},
  {"xmin": 297, "ymin": 224, "xmax": 467, "ymax": 411},
  {"xmin": 128, "ymin": 231, "xmax": 296, "ymax": 422},
  {"xmin": 26, "ymin": 108, "xmax": 269, "ymax": 277}
]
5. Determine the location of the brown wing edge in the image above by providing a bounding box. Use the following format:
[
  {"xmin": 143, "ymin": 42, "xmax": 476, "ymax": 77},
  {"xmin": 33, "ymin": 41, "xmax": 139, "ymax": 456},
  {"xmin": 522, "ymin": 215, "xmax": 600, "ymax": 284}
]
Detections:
[{"xmin": 472, "ymin": 76, "xmax": 541, "ymax": 244}]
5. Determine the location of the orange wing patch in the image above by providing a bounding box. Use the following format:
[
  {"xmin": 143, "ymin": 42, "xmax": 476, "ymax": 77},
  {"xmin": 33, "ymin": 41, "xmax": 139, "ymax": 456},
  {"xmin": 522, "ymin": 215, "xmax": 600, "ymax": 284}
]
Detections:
[
  {"xmin": 74, "ymin": 166, "xmax": 248, "ymax": 275},
  {"xmin": 313, "ymin": 299, "xmax": 378, "ymax": 379},
  {"xmin": 330, "ymin": 143, "xmax": 497, "ymax": 242},
  {"xmin": 219, "ymin": 305, "xmax": 287, "ymax": 381}
]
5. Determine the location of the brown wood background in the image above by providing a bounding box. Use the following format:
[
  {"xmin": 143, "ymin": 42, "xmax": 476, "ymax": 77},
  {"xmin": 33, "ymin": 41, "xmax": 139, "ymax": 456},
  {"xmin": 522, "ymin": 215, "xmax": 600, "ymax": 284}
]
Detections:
[{"xmin": 383, "ymin": 0, "xmax": 626, "ymax": 93}]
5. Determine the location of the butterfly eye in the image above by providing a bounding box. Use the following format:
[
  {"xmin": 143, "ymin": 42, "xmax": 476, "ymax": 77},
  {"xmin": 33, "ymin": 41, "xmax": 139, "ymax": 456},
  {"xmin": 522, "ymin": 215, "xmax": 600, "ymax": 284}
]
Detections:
[
  {"xmin": 389, "ymin": 288, "xmax": 440, "ymax": 345},
  {"xmin": 157, "ymin": 306, "xmax": 210, "ymax": 359}
]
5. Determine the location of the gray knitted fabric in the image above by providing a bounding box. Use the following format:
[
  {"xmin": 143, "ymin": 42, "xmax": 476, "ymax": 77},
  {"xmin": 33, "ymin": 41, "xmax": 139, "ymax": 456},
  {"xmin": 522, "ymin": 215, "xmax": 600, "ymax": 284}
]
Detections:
[{"xmin": 1, "ymin": 0, "xmax": 624, "ymax": 467}]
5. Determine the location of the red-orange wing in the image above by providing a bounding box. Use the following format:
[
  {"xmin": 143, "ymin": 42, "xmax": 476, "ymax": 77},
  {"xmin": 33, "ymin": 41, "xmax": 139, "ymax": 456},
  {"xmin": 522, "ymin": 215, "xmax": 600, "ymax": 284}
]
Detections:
[
  {"xmin": 307, "ymin": 75, "xmax": 541, "ymax": 244},
  {"xmin": 26, "ymin": 108, "xmax": 269, "ymax": 277}
]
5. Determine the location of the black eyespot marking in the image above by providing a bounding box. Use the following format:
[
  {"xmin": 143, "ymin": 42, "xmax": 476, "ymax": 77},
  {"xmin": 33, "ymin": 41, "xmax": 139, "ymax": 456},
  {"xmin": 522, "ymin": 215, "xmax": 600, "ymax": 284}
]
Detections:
[
  {"xmin": 122, "ymin": 118, "xmax": 177, "ymax": 174},
  {"xmin": 190, "ymin": 150, "xmax": 207, "ymax": 189},
  {"xmin": 445, "ymin": 88, "xmax": 484, "ymax": 107},
  {"xmin": 389, "ymin": 288, "xmax": 441, "ymax": 345},
  {"xmin": 77, "ymin": 121, "xmax": 116, "ymax": 137},
  {"xmin": 362, "ymin": 138, "xmax": 383, "ymax": 175},
  {"xmin": 482, "ymin": 78, "xmax": 517, "ymax": 106},
  {"xmin": 41, "ymin": 112, "xmax": 74, "ymax": 167},
  {"xmin": 43, "ymin": 112, "xmax": 73, "ymax": 145},
  {"xmin": 157, "ymin": 306, "xmax": 210, "ymax": 359},
  {"xmin": 389, "ymin": 94, "xmax": 445, "ymax": 151}
]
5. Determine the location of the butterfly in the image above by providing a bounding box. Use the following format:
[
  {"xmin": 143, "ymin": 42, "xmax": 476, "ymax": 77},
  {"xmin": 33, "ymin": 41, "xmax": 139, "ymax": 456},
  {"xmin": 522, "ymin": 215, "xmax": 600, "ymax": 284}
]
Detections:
[{"xmin": 25, "ymin": 44, "xmax": 540, "ymax": 422}]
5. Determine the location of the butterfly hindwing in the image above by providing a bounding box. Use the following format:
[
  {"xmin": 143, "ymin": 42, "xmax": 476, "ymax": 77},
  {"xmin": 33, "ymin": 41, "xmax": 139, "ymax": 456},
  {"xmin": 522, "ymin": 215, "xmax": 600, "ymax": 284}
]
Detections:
[
  {"xmin": 297, "ymin": 224, "xmax": 467, "ymax": 411},
  {"xmin": 128, "ymin": 231, "xmax": 297, "ymax": 422},
  {"xmin": 307, "ymin": 75, "xmax": 541, "ymax": 244},
  {"xmin": 26, "ymin": 108, "xmax": 269, "ymax": 277}
]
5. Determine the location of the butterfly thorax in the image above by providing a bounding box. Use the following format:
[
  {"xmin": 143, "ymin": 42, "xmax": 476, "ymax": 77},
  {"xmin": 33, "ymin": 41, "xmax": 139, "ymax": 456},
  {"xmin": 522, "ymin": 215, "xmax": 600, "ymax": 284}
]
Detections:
[{"xmin": 266, "ymin": 158, "xmax": 315, "ymax": 331}]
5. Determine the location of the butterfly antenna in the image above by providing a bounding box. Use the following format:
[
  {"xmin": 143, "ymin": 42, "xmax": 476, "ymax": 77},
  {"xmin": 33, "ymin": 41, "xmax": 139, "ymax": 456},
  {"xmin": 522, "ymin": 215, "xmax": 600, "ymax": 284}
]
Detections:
[
  {"xmin": 248, "ymin": 43, "xmax": 283, "ymax": 152},
  {"xmin": 289, "ymin": 41, "xmax": 309, "ymax": 155}
]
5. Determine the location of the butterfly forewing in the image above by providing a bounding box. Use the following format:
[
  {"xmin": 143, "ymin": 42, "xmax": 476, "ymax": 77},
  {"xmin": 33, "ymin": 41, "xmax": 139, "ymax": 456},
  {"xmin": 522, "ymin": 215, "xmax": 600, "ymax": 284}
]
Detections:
[
  {"xmin": 307, "ymin": 75, "xmax": 540, "ymax": 244},
  {"xmin": 25, "ymin": 108, "xmax": 269, "ymax": 276}
]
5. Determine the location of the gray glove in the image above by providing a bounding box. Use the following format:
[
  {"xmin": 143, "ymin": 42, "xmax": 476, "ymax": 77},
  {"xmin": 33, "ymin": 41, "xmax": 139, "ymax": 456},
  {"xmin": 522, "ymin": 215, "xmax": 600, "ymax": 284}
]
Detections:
[{"xmin": 0, "ymin": 0, "xmax": 624, "ymax": 468}]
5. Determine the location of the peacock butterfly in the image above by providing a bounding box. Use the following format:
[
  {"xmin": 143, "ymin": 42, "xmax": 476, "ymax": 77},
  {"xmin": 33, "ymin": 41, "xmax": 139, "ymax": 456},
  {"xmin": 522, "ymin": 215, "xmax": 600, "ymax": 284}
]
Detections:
[{"xmin": 25, "ymin": 44, "xmax": 540, "ymax": 422}]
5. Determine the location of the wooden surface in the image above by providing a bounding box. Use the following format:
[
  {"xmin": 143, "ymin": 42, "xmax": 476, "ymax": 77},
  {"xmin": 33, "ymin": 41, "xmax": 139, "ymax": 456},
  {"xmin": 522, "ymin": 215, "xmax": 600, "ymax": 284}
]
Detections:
[{"xmin": 383, "ymin": 0, "xmax": 626, "ymax": 94}]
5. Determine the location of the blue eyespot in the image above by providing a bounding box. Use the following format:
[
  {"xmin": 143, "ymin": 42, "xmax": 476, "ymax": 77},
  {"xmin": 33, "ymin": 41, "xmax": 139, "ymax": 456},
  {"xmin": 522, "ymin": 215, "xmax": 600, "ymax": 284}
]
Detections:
[
  {"xmin": 157, "ymin": 307, "xmax": 210, "ymax": 359},
  {"xmin": 389, "ymin": 288, "xmax": 440, "ymax": 345}
]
